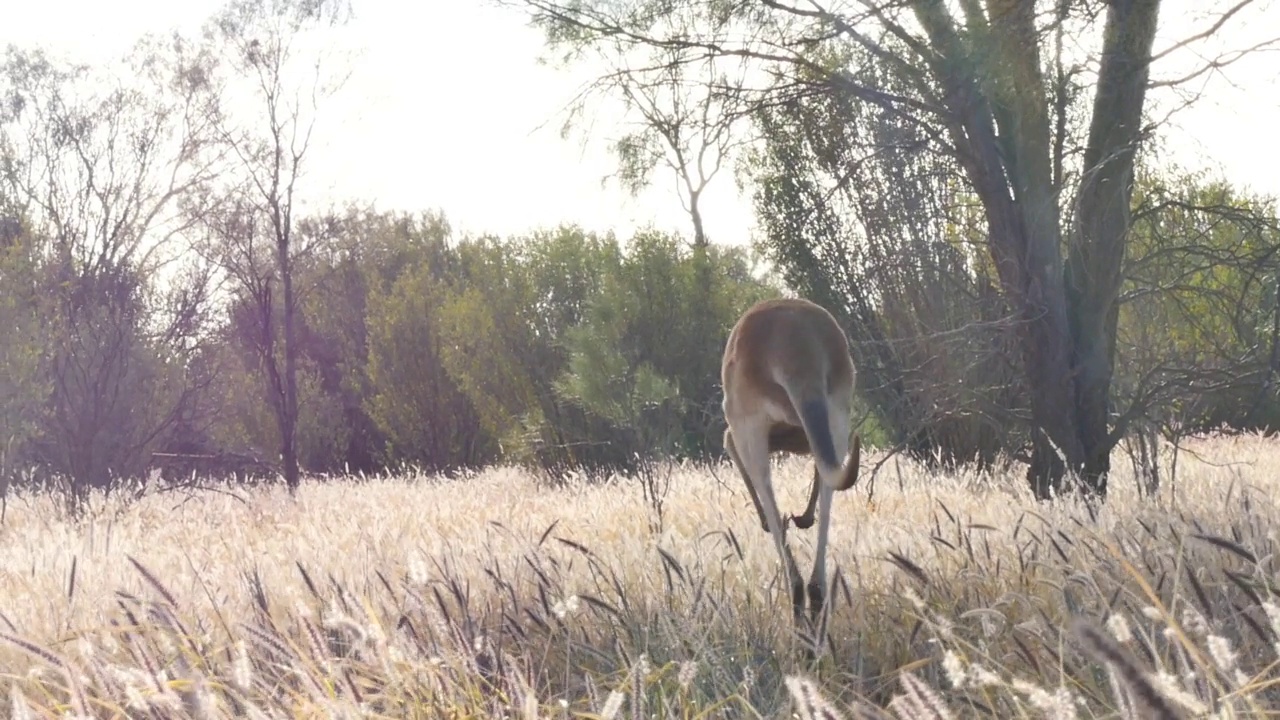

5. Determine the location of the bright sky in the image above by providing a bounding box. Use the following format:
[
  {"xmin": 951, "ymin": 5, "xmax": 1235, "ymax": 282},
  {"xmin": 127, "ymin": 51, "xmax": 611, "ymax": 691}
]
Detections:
[{"xmin": 4, "ymin": 0, "xmax": 1279, "ymax": 246}]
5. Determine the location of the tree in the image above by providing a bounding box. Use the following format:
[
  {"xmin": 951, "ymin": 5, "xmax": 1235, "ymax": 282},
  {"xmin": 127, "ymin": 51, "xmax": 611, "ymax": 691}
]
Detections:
[
  {"xmin": 748, "ymin": 58, "xmax": 1024, "ymax": 470},
  {"xmin": 432, "ymin": 234, "xmax": 578, "ymax": 470},
  {"xmin": 0, "ymin": 221, "xmax": 49, "ymax": 484},
  {"xmin": 362, "ymin": 214, "xmax": 495, "ymax": 471},
  {"xmin": 578, "ymin": 46, "xmax": 748, "ymax": 250},
  {"xmin": 1117, "ymin": 166, "xmax": 1280, "ymax": 437},
  {"xmin": 505, "ymin": 0, "xmax": 1279, "ymax": 500},
  {"xmin": 556, "ymin": 231, "xmax": 777, "ymax": 462},
  {"xmin": 198, "ymin": 0, "xmax": 354, "ymax": 494},
  {"xmin": 0, "ymin": 39, "xmax": 220, "ymax": 511},
  {"xmin": 289, "ymin": 206, "xmax": 409, "ymax": 475},
  {"xmin": 459, "ymin": 226, "xmax": 634, "ymax": 479},
  {"xmin": 548, "ymin": 19, "xmax": 755, "ymax": 428}
]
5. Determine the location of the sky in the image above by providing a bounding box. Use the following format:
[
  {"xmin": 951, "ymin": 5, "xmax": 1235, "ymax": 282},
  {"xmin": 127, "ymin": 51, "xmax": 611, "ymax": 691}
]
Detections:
[{"xmin": 3, "ymin": 0, "xmax": 1279, "ymax": 247}]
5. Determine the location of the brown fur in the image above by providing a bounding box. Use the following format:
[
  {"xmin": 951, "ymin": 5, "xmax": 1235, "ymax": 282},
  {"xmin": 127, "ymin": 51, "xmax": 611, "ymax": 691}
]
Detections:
[
  {"xmin": 722, "ymin": 298, "xmax": 856, "ymax": 436},
  {"xmin": 720, "ymin": 297, "xmax": 862, "ymax": 644}
]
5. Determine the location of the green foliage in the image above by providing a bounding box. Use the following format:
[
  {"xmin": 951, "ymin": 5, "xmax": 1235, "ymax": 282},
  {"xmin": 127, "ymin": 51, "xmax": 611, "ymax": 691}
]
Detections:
[
  {"xmin": 26, "ymin": 259, "xmax": 196, "ymax": 509},
  {"xmin": 1118, "ymin": 164, "xmax": 1280, "ymax": 433},
  {"xmin": 492, "ymin": 228, "xmax": 636, "ymax": 476},
  {"xmin": 273, "ymin": 218, "xmax": 779, "ymax": 481},
  {"xmin": 293, "ymin": 367, "xmax": 352, "ymax": 473},
  {"xmin": 288, "ymin": 210, "xmax": 445, "ymax": 474},
  {"xmin": 0, "ymin": 235, "xmax": 50, "ymax": 470},
  {"xmin": 433, "ymin": 237, "xmax": 549, "ymax": 451},
  {"xmin": 8, "ymin": 171, "xmax": 1280, "ymax": 492},
  {"xmin": 365, "ymin": 254, "xmax": 495, "ymax": 471},
  {"xmin": 202, "ymin": 341, "xmax": 279, "ymax": 460},
  {"xmin": 0, "ymin": 38, "xmax": 222, "ymax": 504},
  {"xmin": 555, "ymin": 231, "xmax": 777, "ymax": 462}
]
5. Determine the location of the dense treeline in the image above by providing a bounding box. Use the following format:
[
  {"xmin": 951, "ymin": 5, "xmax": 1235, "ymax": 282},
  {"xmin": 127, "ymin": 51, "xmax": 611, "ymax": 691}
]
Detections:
[
  {"xmin": 4, "ymin": 175, "xmax": 1277, "ymax": 503},
  {"xmin": 1, "ymin": 0, "xmax": 1278, "ymax": 510},
  {"xmin": 0, "ymin": 204, "xmax": 778, "ymax": 497}
]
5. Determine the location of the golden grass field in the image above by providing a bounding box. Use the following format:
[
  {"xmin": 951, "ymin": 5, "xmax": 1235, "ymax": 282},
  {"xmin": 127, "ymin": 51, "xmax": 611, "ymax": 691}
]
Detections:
[{"xmin": 2, "ymin": 433, "xmax": 1280, "ymax": 718}]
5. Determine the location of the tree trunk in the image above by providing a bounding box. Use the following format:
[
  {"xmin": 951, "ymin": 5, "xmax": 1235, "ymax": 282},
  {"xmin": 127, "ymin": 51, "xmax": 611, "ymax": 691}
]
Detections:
[
  {"xmin": 912, "ymin": 0, "xmax": 1085, "ymax": 498},
  {"xmin": 688, "ymin": 190, "xmax": 723, "ymax": 459},
  {"xmin": 1064, "ymin": 0, "xmax": 1162, "ymax": 498},
  {"xmin": 689, "ymin": 188, "xmax": 707, "ymax": 250},
  {"xmin": 279, "ymin": 242, "xmax": 301, "ymax": 493},
  {"xmin": 911, "ymin": 0, "xmax": 1161, "ymax": 501}
]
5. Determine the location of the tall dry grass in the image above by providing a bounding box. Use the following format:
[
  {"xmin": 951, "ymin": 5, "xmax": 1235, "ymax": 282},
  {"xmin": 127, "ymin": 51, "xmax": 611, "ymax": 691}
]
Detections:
[{"xmin": 1, "ymin": 433, "xmax": 1279, "ymax": 718}]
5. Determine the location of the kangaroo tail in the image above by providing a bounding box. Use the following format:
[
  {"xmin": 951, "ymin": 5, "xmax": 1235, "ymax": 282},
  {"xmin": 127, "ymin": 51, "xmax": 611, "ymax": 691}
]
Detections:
[{"xmin": 797, "ymin": 397, "xmax": 839, "ymax": 474}]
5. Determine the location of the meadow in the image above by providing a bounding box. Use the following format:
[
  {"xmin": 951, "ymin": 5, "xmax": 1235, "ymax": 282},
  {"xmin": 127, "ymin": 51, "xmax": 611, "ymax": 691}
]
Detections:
[{"xmin": 2, "ymin": 434, "xmax": 1279, "ymax": 718}]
